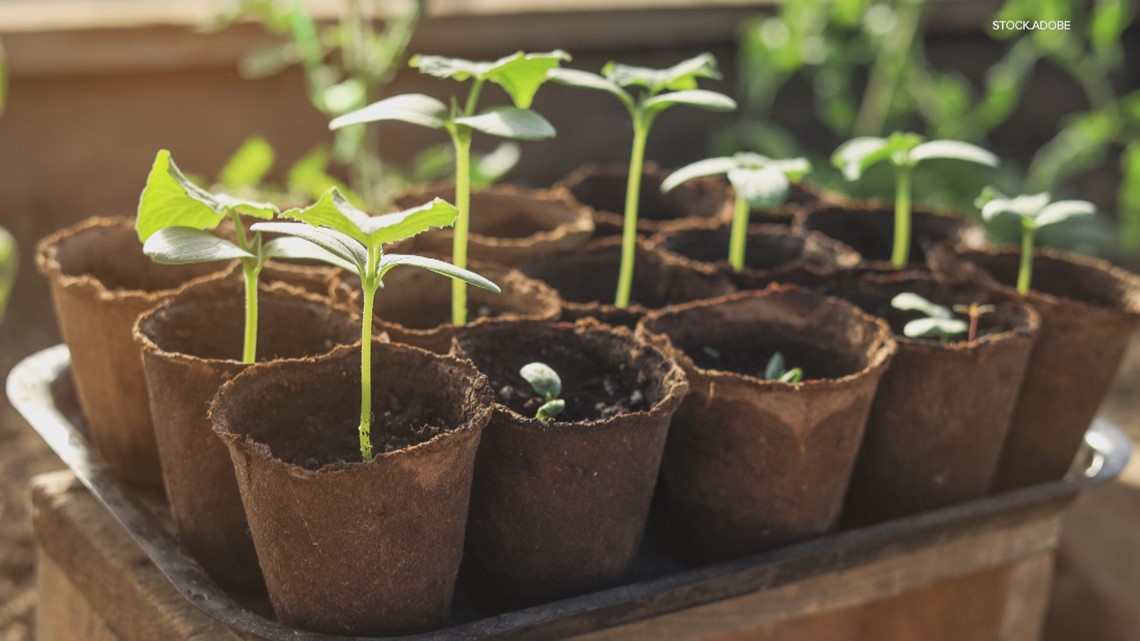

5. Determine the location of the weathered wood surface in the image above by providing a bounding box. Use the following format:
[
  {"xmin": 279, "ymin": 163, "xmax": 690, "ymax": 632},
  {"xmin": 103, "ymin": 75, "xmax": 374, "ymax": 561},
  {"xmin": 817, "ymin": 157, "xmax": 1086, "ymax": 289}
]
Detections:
[{"xmin": 32, "ymin": 470, "xmax": 1062, "ymax": 641}]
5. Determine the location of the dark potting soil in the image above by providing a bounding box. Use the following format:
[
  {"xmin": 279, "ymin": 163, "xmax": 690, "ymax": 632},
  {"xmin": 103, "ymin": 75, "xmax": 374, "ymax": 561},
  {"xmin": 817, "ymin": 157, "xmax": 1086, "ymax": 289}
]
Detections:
[
  {"xmin": 679, "ymin": 330, "xmax": 865, "ymax": 382},
  {"xmin": 659, "ymin": 229, "xmax": 805, "ymax": 270},
  {"xmin": 379, "ymin": 298, "xmax": 499, "ymax": 329},
  {"xmin": 521, "ymin": 251, "xmax": 669, "ymax": 308},
  {"xmin": 458, "ymin": 331, "xmax": 657, "ymax": 422},
  {"xmin": 568, "ymin": 172, "xmax": 721, "ymax": 222},
  {"xmin": 55, "ymin": 224, "xmax": 215, "ymax": 292}
]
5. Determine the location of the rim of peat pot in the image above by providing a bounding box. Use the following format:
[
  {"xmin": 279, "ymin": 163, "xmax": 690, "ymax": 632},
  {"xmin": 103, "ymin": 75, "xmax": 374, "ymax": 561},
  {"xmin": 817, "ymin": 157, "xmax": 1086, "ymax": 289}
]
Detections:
[
  {"xmin": 824, "ymin": 271, "xmax": 1041, "ymax": 524},
  {"xmin": 518, "ymin": 236, "xmax": 736, "ymax": 328},
  {"xmin": 449, "ymin": 318, "xmax": 688, "ymax": 609},
  {"xmin": 35, "ymin": 216, "xmax": 224, "ymax": 486},
  {"xmin": 637, "ymin": 287, "xmax": 897, "ymax": 562},
  {"xmin": 795, "ymin": 199, "xmax": 987, "ymax": 270},
  {"xmin": 928, "ymin": 243, "xmax": 1140, "ymax": 490},
  {"xmin": 745, "ymin": 181, "xmax": 837, "ymax": 226},
  {"xmin": 555, "ymin": 161, "xmax": 734, "ymax": 237},
  {"xmin": 648, "ymin": 221, "xmax": 862, "ymax": 290},
  {"xmin": 393, "ymin": 182, "xmax": 595, "ymax": 265},
  {"xmin": 133, "ymin": 273, "xmax": 358, "ymax": 589},
  {"xmin": 209, "ymin": 340, "xmax": 493, "ymax": 636}
]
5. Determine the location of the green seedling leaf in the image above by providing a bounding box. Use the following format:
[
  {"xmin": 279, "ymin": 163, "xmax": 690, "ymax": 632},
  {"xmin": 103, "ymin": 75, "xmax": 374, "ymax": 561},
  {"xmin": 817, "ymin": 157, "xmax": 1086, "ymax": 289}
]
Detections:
[
  {"xmin": 778, "ymin": 368, "xmax": 804, "ymax": 384},
  {"xmin": 910, "ymin": 140, "xmax": 999, "ymax": 167},
  {"xmin": 286, "ymin": 145, "xmax": 362, "ymax": 205},
  {"xmin": 252, "ymin": 221, "xmax": 368, "ymax": 272},
  {"xmin": 280, "ymin": 188, "xmax": 459, "ymax": 246},
  {"xmin": 411, "ymin": 50, "xmax": 570, "ymax": 109},
  {"xmin": 603, "ymin": 52, "xmax": 720, "ymax": 92},
  {"xmin": 891, "ymin": 292, "xmax": 953, "ymax": 319},
  {"xmin": 978, "ymin": 190, "xmax": 1095, "ymax": 230},
  {"xmin": 903, "ymin": 317, "xmax": 969, "ymax": 340},
  {"xmin": 263, "ymin": 236, "xmax": 359, "ymax": 273},
  {"xmin": 519, "ymin": 362, "xmax": 562, "ymax": 399},
  {"xmin": 831, "ymin": 137, "xmax": 891, "ymax": 180},
  {"xmin": 728, "ymin": 167, "xmax": 791, "ymax": 210},
  {"xmin": 142, "ymin": 227, "xmax": 253, "ymax": 264},
  {"xmin": 0, "ymin": 226, "xmax": 19, "ymax": 325},
  {"xmin": 1035, "ymin": 200, "xmax": 1097, "ymax": 228},
  {"xmin": 410, "ymin": 54, "xmax": 488, "ymax": 80},
  {"xmin": 328, "ymin": 93, "xmax": 448, "ymax": 131},
  {"xmin": 642, "ymin": 89, "xmax": 737, "ymax": 115},
  {"xmin": 219, "ymin": 136, "xmax": 275, "ymax": 190},
  {"xmin": 660, "ymin": 157, "xmax": 738, "ymax": 193},
  {"xmin": 377, "ymin": 254, "xmax": 501, "ymax": 293},
  {"xmin": 547, "ymin": 68, "xmax": 634, "ymax": 109},
  {"xmin": 764, "ymin": 352, "xmax": 787, "ymax": 381},
  {"xmin": 453, "ymin": 107, "xmax": 556, "ymax": 140},
  {"xmin": 536, "ymin": 399, "xmax": 566, "ymax": 421}
]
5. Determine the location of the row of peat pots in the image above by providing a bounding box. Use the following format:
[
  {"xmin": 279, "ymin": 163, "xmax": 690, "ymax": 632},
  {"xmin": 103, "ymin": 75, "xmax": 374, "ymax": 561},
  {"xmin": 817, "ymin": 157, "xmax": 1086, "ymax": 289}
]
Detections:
[{"xmin": 32, "ymin": 162, "xmax": 1140, "ymax": 637}]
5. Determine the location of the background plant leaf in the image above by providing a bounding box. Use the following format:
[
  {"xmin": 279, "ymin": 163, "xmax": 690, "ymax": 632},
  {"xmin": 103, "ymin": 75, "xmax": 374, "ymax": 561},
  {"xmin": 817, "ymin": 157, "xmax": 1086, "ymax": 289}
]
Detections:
[
  {"xmin": 136, "ymin": 150, "xmax": 227, "ymax": 241},
  {"xmin": 891, "ymin": 292, "xmax": 953, "ymax": 319},
  {"xmin": 831, "ymin": 136, "xmax": 889, "ymax": 180},
  {"xmin": 484, "ymin": 50, "xmax": 570, "ymax": 108},
  {"xmin": 661, "ymin": 157, "xmax": 737, "ymax": 193},
  {"xmin": 603, "ymin": 53, "xmax": 721, "ymax": 92},
  {"xmin": 219, "ymin": 136, "xmax": 276, "ymax": 191},
  {"xmin": 643, "ymin": 89, "xmax": 737, "ymax": 116},
  {"xmin": 910, "ymin": 140, "xmax": 999, "ymax": 167},
  {"xmin": 728, "ymin": 166, "xmax": 792, "ymax": 209}
]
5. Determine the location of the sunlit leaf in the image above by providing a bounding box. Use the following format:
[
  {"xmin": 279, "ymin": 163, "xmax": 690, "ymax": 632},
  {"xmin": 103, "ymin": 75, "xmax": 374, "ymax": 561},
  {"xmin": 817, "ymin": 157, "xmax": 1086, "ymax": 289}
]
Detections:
[
  {"xmin": 377, "ymin": 254, "xmax": 501, "ymax": 292},
  {"xmin": 454, "ymin": 107, "xmax": 556, "ymax": 140},
  {"xmin": 264, "ymin": 236, "xmax": 359, "ymax": 273},
  {"xmin": 547, "ymin": 68, "xmax": 633, "ymax": 109},
  {"xmin": 279, "ymin": 188, "xmax": 372, "ymax": 243},
  {"xmin": 979, "ymin": 192, "xmax": 1051, "ymax": 224},
  {"xmin": 661, "ymin": 157, "xmax": 737, "ymax": 193},
  {"xmin": 251, "ymin": 221, "xmax": 367, "ymax": 273},
  {"xmin": 142, "ymin": 227, "xmax": 252, "ymax": 265},
  {"xmin": 1035, "ymin": 200, "xmax": 1096, "ymax": 228},
  {"xmin": 603, "ymin": 53, "xmax": 721, "ymax": 92},
  {"xmin": 728, "ymin": 166, "xmax": 791, "ymax": 209},
  {"xmin": 891, "ymin": 292, "xmax": 953, "ymax": 319},
  {"xmin": 910, "ymin": 140, "xmax": 999, "ymax": 167},
  {"xmin": 329, "ymin": 93, "xmax": 448, "ymax": 131},
  {"xmin": 642, "ymin": 89, "xmax": 737, "ymax": 115},
  {"xmin": 903, "ymin": 317, "xmax": 968, "ymax": 339},
  {"xmin": 484, "ymin": 50, "xmax": 570, "ymax": 108},
  {"xmin": 519, "ymin": 362, "xmax": 561, "ymax": 398},
  {"xmin": 831, "ymin": 137, "xmax": 890, "ymax": 180}
]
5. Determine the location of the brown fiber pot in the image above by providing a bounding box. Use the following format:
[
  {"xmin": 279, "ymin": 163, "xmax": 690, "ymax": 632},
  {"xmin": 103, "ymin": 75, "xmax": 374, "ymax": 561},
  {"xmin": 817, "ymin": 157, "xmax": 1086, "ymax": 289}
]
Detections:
[
  {"xmin": 638, "ymin": 288, "xmax": 896, "ymax": 562},
  {"xmin": 518, "ymin": 237, "xmax": 735, "ymax": 328},
  {"xmin": 795, "ymin": 200, "xmax": 987, "ymax": 270},
  {"xmin": 744, "ymin": 181, "xmax": 836, "ymax": 226},
  {"xmin": 928, "ymin": 245, "xmax": 1140, "ymax": 490},
  {"xmin": 331, "ymin": 261, "xmax": 561, "ymax": 353},
  {"xmin": 133, "ymin": 275, "xmax": 358, "ymax": 588},
  {"xmin": 393, "ymin": 183, "xmax": 594, "ymax": 265},
  {"xmin": 35, "ymin": 217, "xmax": 221, "ymax": 486},
  {"xmin": 648, "ymin": 222, "xmax": 861, "ymax": 291},
  {"xmin": 450, "ymin": 319, "xmax": 688, "ymax": 608},
  {"xmin": 824, "ymin": 273, "xmax": 1040, "ymax": 524},
  {"xmin": 555, "ymin": 162, "xmax": 733, "ymax": 237},
  {"xmin": 210, "ymin": 341, "xmax": 493, "ymax": 636}
]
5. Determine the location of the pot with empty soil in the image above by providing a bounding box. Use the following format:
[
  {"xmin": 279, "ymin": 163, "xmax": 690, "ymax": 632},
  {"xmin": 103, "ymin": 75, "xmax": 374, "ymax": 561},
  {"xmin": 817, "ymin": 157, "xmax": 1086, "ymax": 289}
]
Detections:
[
  {"xmin": 929, "ymin": 245, "xmax": 1140, "ymax": 490},
  {"xmin": 331, "ymin": 260, "xmax": 561, "ymax": 353},
  {"xmin": 133, "ymin": 274, "xmax": 357, "ymax": 588},
  {"xmin": 518, "ymin": 237, "xmax": 735, "ymax": 327},
  {"xmin": 649, "ymin": 222, "xmax": 861, "ymax": 291},
  {"xmin": 555, "ymin": 162, "xmax": 733, "ymax": 237},
  {"xmin": 210, "ymin": 341, "xmax": 492, "ymax": 635},
  {"xmin": 450, "ymin": 319, "xmax": 688, "ymax": 608},
  {"xmin": 823, "ymin": 273, "xmax": 1040, "ymax": 524},
  {"xmin": 35, "ymin": 217, "xmax": 220, "ymax": 485},
  {"xmin": 638, "ymin": 288, "xmax": 896, "ymax": 562},
  {"xmin": 393, "ymin": 183, "xmax": 594, "ymax": 265},
  {"xmin": 796, "ymin": 200, "xmax": 987, "ymax": 270}
]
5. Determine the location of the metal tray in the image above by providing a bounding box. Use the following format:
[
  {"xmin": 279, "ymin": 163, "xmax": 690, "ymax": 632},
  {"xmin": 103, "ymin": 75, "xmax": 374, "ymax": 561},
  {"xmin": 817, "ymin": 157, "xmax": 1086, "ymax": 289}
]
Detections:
[{"xmin": 8, "ymin": 344, "xmax": 1133, "ymax": 640}]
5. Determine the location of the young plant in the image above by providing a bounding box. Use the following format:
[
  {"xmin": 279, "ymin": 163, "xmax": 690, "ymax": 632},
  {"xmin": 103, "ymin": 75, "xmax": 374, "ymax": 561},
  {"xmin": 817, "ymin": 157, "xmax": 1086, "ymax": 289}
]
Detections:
[
  {"xmin": 952, "ymin": 302, "xmax": 996, "ymax": 343},
  {"xmin": 328, "ymin": 50, "xmax": 567, "ymax": 326},
  {"xmin": 764, "ymin": 352, "xmax": 803, "ymax": 384},
  {"xmin": 976, "ymin": 189, "xmax": 1096, "ymax": 294},
  {"xmin": 890, "ymin": 292, "xmax": 968, "ymax": 343},
  {"xmin": 251, "ymin": 188, "xmax": 500, "ymax": 461},
  {"xmin": 661, "ymin": 153, "xmax": 812, "ymax": 272},
  {"xmin": 519, "ymin": 362, "xmax": 565, "ymax": 421},
  {"xmin": 549, "ymin": 53, "xmax": 737, "ymax": 308},
  {"xmin": 135, "ymin": 149, "xmax": 309, "ymax": 363},
  {"xmin": 831, "ymin": 133, "xmax": 999, "ymax": 269}
]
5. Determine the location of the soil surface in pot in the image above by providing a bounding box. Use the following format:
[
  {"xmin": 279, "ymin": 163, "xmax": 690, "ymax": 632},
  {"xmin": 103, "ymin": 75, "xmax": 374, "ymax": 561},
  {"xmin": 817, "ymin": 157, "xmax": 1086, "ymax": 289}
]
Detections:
[
  {"xmin": 681, "ymin": 329, "xmax": 864, "ymax": 382},
  {"xmin": 799, "ymin": 202, "xmax": 982, "ymax": 267},
  {"xmin": 396, "ymin": 186, "xmax": 561, "ymax": 239}
]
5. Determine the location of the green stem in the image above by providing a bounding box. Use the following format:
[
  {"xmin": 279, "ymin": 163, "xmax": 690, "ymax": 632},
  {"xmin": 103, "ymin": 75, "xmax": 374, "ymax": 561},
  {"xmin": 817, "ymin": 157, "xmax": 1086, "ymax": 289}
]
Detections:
[
  {"xmin": 891, "ymin": 166, "xmax": 912, "ymax": 269},
  {"xmin": 1018, "ymin": 225, "xmax": 1035, "ymax": 294},
  {"xmin": 359, "ymin": 248, "xmax": 380, "ymax": 461},
  {"xmin": 615, "ymin": 116, "xmax": 650, "ymax": 308},
  {"xmin": 728, "ymin": 196, "xmax": 750, "ymax": 272},
  {"xmin": 451, "ymin": 130, "xmax": 472, "ymax": 325},
  {"xmin": 240, "ymin": 262, "xmax": 260, "ymax": 364}
]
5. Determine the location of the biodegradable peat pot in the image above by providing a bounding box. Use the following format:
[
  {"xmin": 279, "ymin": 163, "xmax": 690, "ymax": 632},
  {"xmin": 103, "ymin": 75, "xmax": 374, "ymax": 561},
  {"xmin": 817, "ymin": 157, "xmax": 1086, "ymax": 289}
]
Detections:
[
  {"xmin": 35, "ymin": 217, "xmax": 221, "ymax": 486},
  {"xmin": 260, "ymin": 260, "xmax": 340, "ymax": 297},
  {"xmin": 451, "ymin": 320, "xmax": 688, "ymax": 608},
  {"xmin": 133, "ymin": 276, "xmax": 358, "ymax": 588},
  {"xmin": 824, "ymin": 273, "xmax": 1040, "ymax": 524},
  {"xmin": 555, "ymin": 162, "xmax": 733, "ymax": 237},
  {"xmin": 331, "ymin": 261, "xmax": 561, "ymax": 353},
  {"xmin": 393, "ymin": 183, "xmax": 594, "ymax": 265},
  {"xmin": 929, "ymin": 245, "xmax": 1140, "ymax": 490},
  {"xmin": 745, "ymin": 181, "xmax": 834, "ymax": 226},
  {"xmin": 638, "ymin": 288, "xmax": 896, "ymax": 562},
  {"xmin": 518, "ymin": 237, "xmax": 735, "ymax": 328},
  {"xmin": 649, "ymin": 223, "xmax": 861, "ymax": 291},
  {"xmin": 210, "ymin": 341, "xmax": 493, "ymax": 636},
  {"xmin": 796, "ymin": 200, "xmax": 987, "ymax": 270}
]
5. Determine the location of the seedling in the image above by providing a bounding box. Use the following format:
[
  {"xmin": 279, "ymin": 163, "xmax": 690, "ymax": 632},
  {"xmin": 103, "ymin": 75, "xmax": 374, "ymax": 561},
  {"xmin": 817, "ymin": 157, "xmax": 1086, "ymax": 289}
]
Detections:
[
  {"xmin": 549, "ymin": 54, "xmax": 737, "ymax": 308},
  {"xmin": 519, "ymin": 362, "xmax": 565, "ymax": 421},
  {"xmin": 328, "ymin": 50, "xmax": 567, "ymax": 326},
  {"xmin": 890, "ymin": 292, "xmax": 968, "ymax": 343},
  {"xmin": 661, "ymin": 153, "xmax": 811, "ymax": 272},
  {"xmin": 976, "ymin": 189, "xmax": 1096, "ymax": 294},
  {"xmin": 831, "ymin": 133, "xmax": 998, "ymax": 269},
  {"xmin": 952, "ymin": 302, "xmax": 996, "ymax": 342},
  {"xmin": 134, "ymin": 150, "xmax": 311, "ymax": 363},
  {"xmin": 252, "ymin": 188, "xmax": 500, "ymax": 461},
  {"xmin": 764, "ymin": 352, "xmax": 803, "ymax": 383}
]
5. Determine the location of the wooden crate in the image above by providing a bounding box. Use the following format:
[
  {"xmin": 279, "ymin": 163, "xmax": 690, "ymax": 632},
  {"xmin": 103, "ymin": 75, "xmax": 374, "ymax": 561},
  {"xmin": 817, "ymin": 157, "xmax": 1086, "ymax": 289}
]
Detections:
[{"xmin": 32, "ymin": 471, "xmax": 1059, "ymax": 641}]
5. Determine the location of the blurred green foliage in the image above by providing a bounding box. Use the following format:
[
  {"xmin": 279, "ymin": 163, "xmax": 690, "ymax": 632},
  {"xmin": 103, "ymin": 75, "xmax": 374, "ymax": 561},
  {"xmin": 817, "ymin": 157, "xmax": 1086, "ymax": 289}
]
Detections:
[{"xmin": 724, "ymin": 0, "xmax": 1137, "ymax": 259}]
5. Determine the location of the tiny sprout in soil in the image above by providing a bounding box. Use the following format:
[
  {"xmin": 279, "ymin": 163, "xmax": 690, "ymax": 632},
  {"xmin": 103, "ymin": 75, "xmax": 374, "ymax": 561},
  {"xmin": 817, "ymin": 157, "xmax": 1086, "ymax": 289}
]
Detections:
[
  {"xmin": 952, "ymin": 302, "xmax": 996, "ymax": 342},
  {"xmin": 329, "ymin": 51, "xmax": 567, "ymax": 326},
  {"xmin": 890, "ymin": 292, "xmax": 968, "ymax": 343},
  {"xmin": 135, "ymin": 150, "xmax": 314, "ymax": 364},
  {"xmin": 831, "ymin": 133, "xmax": 998, "ymax": 269},
  {"xmin": 519, "ymin": 362, "xmax": 565, "ymax": 421},
  {"xmin": 549, "ymin": 53, "xmax": 737, "ymax": 308},
  {"xmin": 251, "ymin": 188, "xmax": 501, "ymax": 461},
  {"xmin": 976, "ymin": 189, "xmax": 1097, "ymax": 294},
  {"xmin": 662, "ymin": 153, "xmax": 811, "ymax": 272},
  {"xmin": 764, "ymin": 352, "xmax": 803, "ymax": 383}
]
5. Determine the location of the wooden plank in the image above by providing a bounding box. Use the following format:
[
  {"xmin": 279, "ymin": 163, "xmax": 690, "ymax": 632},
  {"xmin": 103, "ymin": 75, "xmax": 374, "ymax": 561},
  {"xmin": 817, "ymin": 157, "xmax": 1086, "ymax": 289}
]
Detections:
[{"xmin": 37, "ymin": 550, "xmax": 123, "ymax": 641}]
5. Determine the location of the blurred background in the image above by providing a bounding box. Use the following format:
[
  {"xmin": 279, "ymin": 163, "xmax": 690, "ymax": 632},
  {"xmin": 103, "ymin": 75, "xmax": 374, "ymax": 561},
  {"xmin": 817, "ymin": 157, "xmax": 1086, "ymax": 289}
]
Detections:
[{"xmin": 0, "ymin": 0, "xmax": 1137, "ymax": 639}]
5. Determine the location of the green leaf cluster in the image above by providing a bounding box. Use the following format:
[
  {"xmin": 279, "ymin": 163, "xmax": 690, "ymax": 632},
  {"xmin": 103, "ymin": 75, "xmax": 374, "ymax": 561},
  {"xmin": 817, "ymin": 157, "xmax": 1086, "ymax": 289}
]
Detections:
[
  {"xmin": 662, "ymin": 152, "xmax": 812, "ymax": 210},
  {"xmin": 764, "ymin": 352, "xmax": 804, "ymax": 384},
  {"xmin": 831, "ymin": 133, "xmax": 998, "ymax": 181},
  {"xmin": 519, "ymin": 362, "xmax": 565, "ymax": 421}
]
